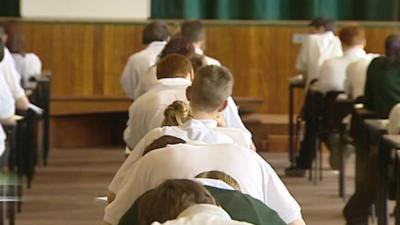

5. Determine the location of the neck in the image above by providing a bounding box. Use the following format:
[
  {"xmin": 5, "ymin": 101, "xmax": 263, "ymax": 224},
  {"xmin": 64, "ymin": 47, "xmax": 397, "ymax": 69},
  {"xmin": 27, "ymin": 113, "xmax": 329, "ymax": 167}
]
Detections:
[
  {"xmin": 343, "ymin": 45, "xmax": 364, "ymax": 52},
  {"xmin": 191, "ymin": 108, "xmax": 219, "ymax": 121}
]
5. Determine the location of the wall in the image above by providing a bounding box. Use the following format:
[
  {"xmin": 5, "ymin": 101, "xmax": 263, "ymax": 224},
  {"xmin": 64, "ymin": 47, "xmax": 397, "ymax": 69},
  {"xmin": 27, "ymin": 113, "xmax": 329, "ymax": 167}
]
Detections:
[{"xmin": 20, "ymin": 0, "xmax": 150, "ymax": 20}]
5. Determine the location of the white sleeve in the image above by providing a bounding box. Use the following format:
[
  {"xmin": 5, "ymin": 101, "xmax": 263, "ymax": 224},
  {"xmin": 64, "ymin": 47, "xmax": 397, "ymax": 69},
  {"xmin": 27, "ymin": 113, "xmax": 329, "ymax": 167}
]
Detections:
[
  {"xmin": 255, "ymin": 154, "xmax": 302, "ymax": 224},
  {"xmin": 295, "ymin": 37, "xmax": 310, "ymax": 72},
  {"xmin": 2, "ymin": 63, "xmax": 25, "ymax": 100},
  {"xmin": 223, "ymin": 97, "xmax": 252, "ymax": 137},
  {"xmin": 389, "ymin": 103, "xmax": 400, "ymax": 134},
  {"xmin": 27, "ymin": 53, "xmax": 42, "ymax": 80},
  {"xmin": 0, "ymin": 73, "xmax": 15, "ymax": 119},
  {"xmin": 109, "ymin": 129, "xmax": 162, "ymax": 193},
  {"xmin": 123, "ymin": 102, "xmax": 144, "ymax": 149},
  {"xmin": 120, "ymin": 57, "xmax": 139, "ymax": 100}
]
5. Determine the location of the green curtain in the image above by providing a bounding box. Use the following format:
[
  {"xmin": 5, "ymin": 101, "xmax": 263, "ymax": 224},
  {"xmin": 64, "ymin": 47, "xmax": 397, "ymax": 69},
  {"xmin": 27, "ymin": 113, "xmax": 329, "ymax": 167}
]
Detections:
[
  {"xmin": 0, "ymin": 0, "xmax": 20, "ymax": 17},
  {"xmin": 151, "ymin": 0, "xmax": 400, "ymax": 20}
]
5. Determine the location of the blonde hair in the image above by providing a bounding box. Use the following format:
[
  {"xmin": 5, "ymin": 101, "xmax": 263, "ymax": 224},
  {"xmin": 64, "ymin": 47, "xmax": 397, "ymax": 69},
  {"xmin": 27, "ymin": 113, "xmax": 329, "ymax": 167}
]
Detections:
[
  {"xmin": 162, "ymin": 100, "xmax": 192, "ymax": 126},
  {"xmin": 195, "ymin": 170, "xmax": 241, "ymax": 191}
]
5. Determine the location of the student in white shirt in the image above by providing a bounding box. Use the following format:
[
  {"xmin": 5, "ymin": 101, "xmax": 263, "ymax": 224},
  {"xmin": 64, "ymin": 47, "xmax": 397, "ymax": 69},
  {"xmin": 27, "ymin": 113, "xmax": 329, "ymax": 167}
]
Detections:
[
  {"xmin": 344, "ymin": 55, "xmax": 378, "ymax": 100},
  {"xmin": 109, "ymin": 66, "xmax": 254, "ymax": 195},
  {"xmin": 296, "ymin": 17, "xmax": 343, "ymax": 86},
  {"xmin": 4, "ymin": 24, "xmax": 42, "ymax": 85},
  {"xmin": 120, "ymin": 21, "xmax": 171, "ymax": 100},
  {"xmin": 123, "ymin": 54, "xmax": 194, "ymax": 150},
  {"xmin": 137, "ymin": 179, "xmax": 254, "ymax": 225},
  {"xmin": 388, "ymin": 103, "xmax": 400, "ymax": 134},
  {"xmin": 317, "ymin": 25, "xmax": 368, "ymax": 93},
  {"xmin": 0, "ymin": 42, "xmax": 16, "ymax": 157},
  {"xmin": 0, "ymin": 26, "xmax": 29, "ymax": 111},
  {"xmin": 180, "ymin": 20, "xmax": 221, "ymax": 66},
  {"xmin": 103, "ymin": 141, "xmax": 304, "ymax": 225}
]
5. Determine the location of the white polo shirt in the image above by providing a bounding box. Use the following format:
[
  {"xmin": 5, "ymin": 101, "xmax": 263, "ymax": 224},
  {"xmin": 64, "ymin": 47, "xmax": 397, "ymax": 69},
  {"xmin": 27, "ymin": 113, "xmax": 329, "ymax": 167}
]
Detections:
[
  {"xmin": 123, "ymin": 78, "xmax": 190, "ymax": 149},
  {"xmin": 151, "ymin": 204, "xmax": 253, "ymax": 225},
  {"xmin": 317, "ymin": 48, "xmax": 367, "ymax": 93},
  {"xmin": 195, "ymin": 47, "xmax": 221, "ymax": 66},
  {"xmin": 1, "ymin": 48, "xmax": 25, "ymax": 100},
  {"xmin": 344, "ymin": 54, "xmax": 378, "ymax": 99},
  {"xmin": 296, "ymin": 31, "xmax": 343, "ymax": 86},
  {"xmin": 104, "ymin": 143, "xmax": 301, "ymax": 225},
  {"xmin": 0, "ymin": 66, "xmax": 16, "ymax": 156},
  {"xmin": 120, "ymin": 41, "xmax": 166, "ymax": 100},
  {"xmin": 12, "ymin": 53, "xmax": 42, "ymax": 85},
  {"xmin": 110, "ymin": 119, "xmax": 253, "ymax": 193}
]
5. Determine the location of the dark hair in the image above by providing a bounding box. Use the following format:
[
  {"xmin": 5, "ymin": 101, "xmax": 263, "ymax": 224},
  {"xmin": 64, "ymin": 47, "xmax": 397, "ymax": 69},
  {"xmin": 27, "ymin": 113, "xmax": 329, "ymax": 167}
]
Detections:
[
  {"xmin": 385, "ymin": 33, "xmax": 400, "ymax": 64},
  {"xmin": 143, "ymin": 135, "xmax": 186, "ymax": 156},
  {"xmin": 142, "ymin": 21, "xmax": 171, "ymax": 45},
  {"xmin": 138, "ymin": 179, "xmax": 216, "ymax": 225},
  {"xmin": 195, "ymin": 170, "xmax": 241, "ymax": 191},
  {"xmin": 159, "ymin": 35, "xmax": 195, "ymax": 59},
  {"xmin": 156, "ymin": 53, "xmax": 193, "ymax": 79},
  {"xmin": 181, "ymin": 20, "xmax": 205, "ymax": 43},
  {"xmin": 309, "ymin": 16, "xmax": 335, "ymax": 32},
  {"xmin": 0, "ymin": 42, "xmax": 4, "ymax": 62},
  {"xmin": 189, "ymin": 54, "xmax": 207, "ymax": 72},
  {"xmin": 4, "ymin": 21, "xmax": 26, "ymax": 54},
  {"xmin": 339, "ymin": 26, "xmax": 365, "ymax": 47},
  {"xmin": 191, "ymin": 65, "xmax": 234, "ymax": 112}
]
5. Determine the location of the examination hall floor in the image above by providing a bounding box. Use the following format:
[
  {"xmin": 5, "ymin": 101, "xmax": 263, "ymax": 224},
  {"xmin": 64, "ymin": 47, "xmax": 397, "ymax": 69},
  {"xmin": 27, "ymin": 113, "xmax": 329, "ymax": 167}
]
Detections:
[{"xmin": 13, "ymin": 148, "xmax": 395, "ymax": 225}]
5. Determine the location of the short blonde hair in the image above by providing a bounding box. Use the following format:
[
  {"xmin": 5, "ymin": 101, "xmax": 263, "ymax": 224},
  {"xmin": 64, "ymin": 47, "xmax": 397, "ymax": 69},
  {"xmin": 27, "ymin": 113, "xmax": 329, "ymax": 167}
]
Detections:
[
  {"xmin": 191, "ymin": 65, "xmax": 234, "ymax": 112},
  {"xmin": 162, "ymin": 100, "xmax": 192, "ymax": 126}
]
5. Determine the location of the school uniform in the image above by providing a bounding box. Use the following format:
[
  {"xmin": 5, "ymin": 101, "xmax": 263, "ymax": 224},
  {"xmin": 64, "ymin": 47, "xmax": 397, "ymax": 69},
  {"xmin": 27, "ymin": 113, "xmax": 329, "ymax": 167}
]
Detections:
[
  {"xmin": 317, "ymin": 48, "xmax": 367, "ymax": 93},
  {"xmin": 12, "ymin": 53, "xmax": 42, "ymax": 85},
  {"xmin": 123, "ymin": 78, "xmax": 191, "ymax": 149},
  {"xmin": 0, "ymin": 67, "xmax": 16, "ymax": 156},
  {"xmin": 104, "ymin": 143, "xmax": 301, "ymax": 225},
  {"xmin": 110, "ymin": 119, "xmax": 253, "ymax": 193},
  {"xmin": 120, "ymin": 41, "xmax": 166, "ymax": 100},
  {"xmin": 296, "ymin": 31, "xmax": 343, "ymax": 86},
  {"xmin": 0, "ymin": 49, "xmax": 25, "ymax": 100},
  {"xmin": 118, "ymin": 179, "xmax": 286, "ymax": 225},
  {"xmin": 151, "ymin": 204, "xmax": 254, "ymax": 225},
  {"xmin": 344, "ymin": 54, "xmax": 378, "ymax": 100},
  {"xmin": 195, "ymin": 47, "xmax": 221, "ymax": 66}
]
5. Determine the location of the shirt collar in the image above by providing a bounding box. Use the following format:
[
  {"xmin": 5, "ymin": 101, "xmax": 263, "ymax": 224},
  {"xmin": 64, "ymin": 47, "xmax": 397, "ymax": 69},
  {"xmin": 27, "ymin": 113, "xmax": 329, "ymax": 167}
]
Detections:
[
  {"xmin": 195, "ymin": 47, "xmax": 204, "ymax": 55},
  {"xmin": 177, "ymin": 204, "xmax": 231, "ymax": 220},
  {"xmin": 181, "ymin": 119, "xmax": 218, "ymax": 129},
  {"xmin": 193, "ymin": 178, "xmax": 235, "ymax": 190},
  {"xmin": 156, "ymin": 78, "xmax": 191, "ymax": 87},
  {"xmin": 148, "ymin": 41, "xmax": 167, "ymax": 50},
  {"xmin": 343, "ymin": 47, "xmax": 366, "ymax": 58}
]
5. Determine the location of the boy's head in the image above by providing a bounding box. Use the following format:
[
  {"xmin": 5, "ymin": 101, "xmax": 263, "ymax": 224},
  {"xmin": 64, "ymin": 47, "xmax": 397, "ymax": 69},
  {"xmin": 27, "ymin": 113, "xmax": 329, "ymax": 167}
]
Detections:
[
  {"xmin": 138, "ymin": 179, "xmax": 216, "ymax": 225},
  {"xmin": 159, "ymin": 35, "xmax": 195, "ymax": 59},
  {"xmin": 142, "ymin": 21, "xmax": 171, "ymax": 45},
  {"xmin": 339, "ymin": 25, "xmax": 366, "ymax": 49},
  {"xmin": 187, "ymin": 65, "xmax": 234, "ymax": 113},
  {"xmin": 180, "ymin": 20, "xmax": 206, "ymax": 44},
  {"xmin": 156, "ymin": 53, "xmax": 194, "ymax": 80},
  {"xmin": 385, "ymin": 33, "xmax": 400, "ymax": 63},
  {"xmin": 309, "ymin": 17, "xmax": 335, "ymax": 33}
]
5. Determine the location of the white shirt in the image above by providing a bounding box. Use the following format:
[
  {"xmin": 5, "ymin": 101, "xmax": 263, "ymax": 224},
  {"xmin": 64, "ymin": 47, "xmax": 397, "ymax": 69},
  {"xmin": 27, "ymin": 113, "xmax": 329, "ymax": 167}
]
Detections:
[
  {"xmin": 110, "ymin": 119, "xmax": 253, "ymax": 193},
  {"xmin": 12, "ymin": 53, "xmax": 42, "ymax": 85},
  {"xmin": 0, "ymin": 67, "xmax": 16, "ymax": 156},
  {"xmin": 195, "ymin": 47, "xmax": 221, "ymax": 66},
  {"xmin": 1, "ymin": 48, "xmax": 25, "ymax": 100},
  {"xmin": 344, "ymin": 54, "xmax": 378, "ymax": 99},
  {"xmin": 104, "ymin": 143, "xmax": 301, "ymax": 225},
  {"xmin": 317, "ymin": 48, "xmax": 367, "ymax": 93},
  {"xmin": 151, "ymin": 204, "xmax": 253, "ymax": 225},
  {"xmin": 123, "ymin": 78, "xmax": 191, "ymax": 148},
  {"xmin": 120, "ymin": 41, "xmax": 166, "ymax": 100},
  {"xmin": 296, "ymin": 31, "xmax": 343, "ymax": 86},
  {"xmin": 389, "ymin": 103, "xmax": 400, "ymax": 134}
]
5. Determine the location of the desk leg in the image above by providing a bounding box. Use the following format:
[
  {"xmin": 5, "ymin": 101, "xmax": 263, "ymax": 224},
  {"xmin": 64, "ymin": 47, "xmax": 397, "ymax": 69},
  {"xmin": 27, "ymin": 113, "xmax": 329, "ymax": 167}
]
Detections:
[
  {"xmin": 377, "ymin": 141, "xmax": 390, "ymax": 225},
  {"xmin": 289, "ymin": 85, "xmax": 296, "ymax": 166},
  {"xmin": 396, "ymin": 150, "xmax": 400, "ymax": 225}
]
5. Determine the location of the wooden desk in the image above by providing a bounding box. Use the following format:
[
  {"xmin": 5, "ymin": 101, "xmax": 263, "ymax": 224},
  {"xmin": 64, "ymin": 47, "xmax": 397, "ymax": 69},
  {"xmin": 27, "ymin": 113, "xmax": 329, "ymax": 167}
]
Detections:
[
  {"xmin": 288, "ymin": 78, "xmax": 305, "ymax": 166},
  {"xmin": 234, "ymin": 97, "xmax": 264, "ymax": 115},
  {"xmin": 380, "ymin": 135, "xmax": 400, "ymax": 225}
]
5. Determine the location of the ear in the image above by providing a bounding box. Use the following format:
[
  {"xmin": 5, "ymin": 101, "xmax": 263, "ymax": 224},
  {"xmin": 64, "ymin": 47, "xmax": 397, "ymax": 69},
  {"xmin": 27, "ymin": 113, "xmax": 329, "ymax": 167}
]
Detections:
[
  {"xmin": 217, "ymin": 99, "xmax": 228, "ymax": 112},
  {"xmin": 186, "ymin": 86, "xmax": 192, "ymax": 101}
]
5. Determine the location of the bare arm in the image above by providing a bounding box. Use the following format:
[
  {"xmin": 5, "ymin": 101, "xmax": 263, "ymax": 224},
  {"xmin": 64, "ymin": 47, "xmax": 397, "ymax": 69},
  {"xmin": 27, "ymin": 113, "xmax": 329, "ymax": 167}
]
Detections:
[
  {"xmin": 289, "ymin": 218, "xmax": 306, "ymax": 225},
  {"xmin": 107, "ymin": 191, "xmax": 116, "ymax": 204},
  {"xmin": 16, "ymin": 96, "xmax": 30, "ymax": 111}
]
